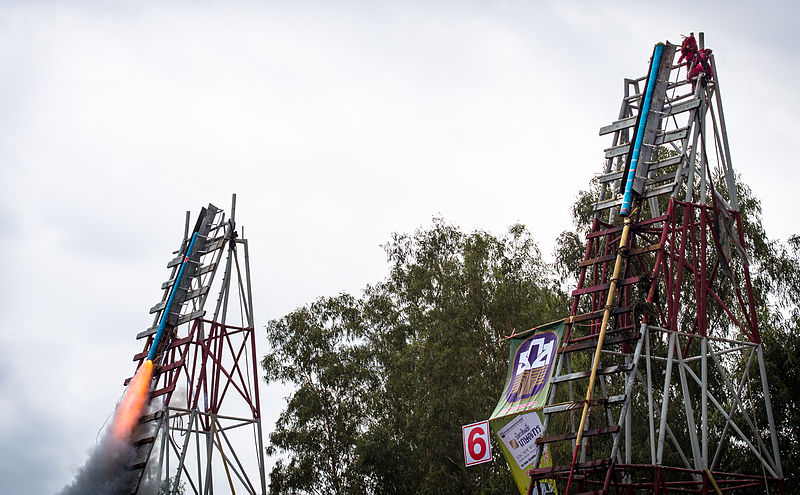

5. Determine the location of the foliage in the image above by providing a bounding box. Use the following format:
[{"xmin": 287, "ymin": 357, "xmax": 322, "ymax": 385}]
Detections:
[
  {"xmin": 263, "ymin": 220, "xmax": 568, "ymax": 494},
  {"xmin": 264, "ymin": 172, "xmax": 799, "ymax": 492},
  {"xmin": 158, "ymin": 476, "xmax": 186, "ymax": 495}
]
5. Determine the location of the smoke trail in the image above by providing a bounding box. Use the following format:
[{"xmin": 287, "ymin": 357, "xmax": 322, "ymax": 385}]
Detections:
[{"xmin": 60, "ymin": 361, "xmax": 154, "ymax": 495}]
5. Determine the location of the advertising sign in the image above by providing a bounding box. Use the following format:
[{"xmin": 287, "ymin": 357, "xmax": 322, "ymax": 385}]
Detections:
[{"xmin": 490, "ymin": 321, "xmax": 564, "ymax": 495}]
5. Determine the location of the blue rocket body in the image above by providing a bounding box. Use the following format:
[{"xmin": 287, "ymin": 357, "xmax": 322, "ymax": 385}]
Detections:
[
  {"xmin": 146, "ymin": 231, "xmax": 200, "ymax": 362},
  {"xmin": 620, "ymin": 43, "xmax": 665, "ymax": 217}
]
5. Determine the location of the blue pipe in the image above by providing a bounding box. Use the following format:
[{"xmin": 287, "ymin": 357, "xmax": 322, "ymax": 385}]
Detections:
[
  {"xmin": 620, "ymin": 43, "xmax": 665, "ymax": 217},
  {"xmin": 146, "ymin": 232, "xmax": 199, "ymax": 362}
]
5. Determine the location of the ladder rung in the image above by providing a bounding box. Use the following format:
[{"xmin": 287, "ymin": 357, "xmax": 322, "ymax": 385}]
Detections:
[
  {"xmin": 571, "ymin": 275, "xmax": 643, "ymax": 297},
  {"xmin": 571, "ymin": 305, "xmax": 633, "ymax": 323},
  {"xmin": 196, "ymin": 263, "xmax": 216, "ymax": 276},
  {"xmin": 184, "ymin": 286, "xmax": 209, "ymax": 301},
  {"xmin": 137, "ymin": 326, "xmax": 158, "ymax": 339},
  {"xmin": 155, "ymin": 358, "xmax": 185, "ymax": 376},
  {"xmin": 597, "ymin": 98, "xmax": 700, "ymax": 137},
  {"xmin": 202, "ymin": 236, "xmax": 226, "ymax": 252},
  {"xmin": 138, "ymin": 411, "xmax": 164, "ymax": 424},
  {"xmin": 175, "ymin": 310, "xmax": 205, "ymax": 326},
  {"xmin": 551, "ymin": 364, "xmax": 633, "ymax": 384},
  {"xmin": 598, "ymin": 146, "xmax": 685, "ymax": 185},
  {"xmin": 559, "ymin": 331, "xmax": 640, "ymax": 354},
  {"xmin": 593, "ymin": 183, "xmax": 675, "ymax": 211},
  {"xmin": 151, "ymin": 384, "xmax": 175, "ymax": 399},
  {"xmin": 166, "ymin": 255, "xmax": 185, "ymax": 268},
  {"xmin": 585, "ymin": 214, "xmax": 669, "ymax": 239},
  {"xmin": 133, "ymin": 436, "xmax": 155, "ymax": 447},
  {"xmin": 577, "ymin": 242, "xmax": 662, "ymax": 268},
  {"xmin": 535, "ymin": 425, "xmax": 620, "ymax": 445},
  {"xmin": 543, "ymin": 395, "xmax": 626, "ymax": 415},
  {"xmin": 529, "ymin": 458, "xmax": 611, "ymax": 477}
]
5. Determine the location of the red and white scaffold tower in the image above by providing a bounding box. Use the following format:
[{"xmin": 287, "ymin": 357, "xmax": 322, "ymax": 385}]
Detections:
[
  {"xmin": 528, "ymin": 33, "xmax": 784, "ymax": 494},
  {"xmin": 127, "ymin": 195, "xmax": 267, "ymax": 494}
]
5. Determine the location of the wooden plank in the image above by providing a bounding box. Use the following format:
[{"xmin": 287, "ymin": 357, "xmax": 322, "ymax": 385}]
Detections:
[
  {"xmin": 656, "ymin": 126, "xmax": 689, "ymax": 145},
  {"xmin": 576, "ymin": 242, "xmax": 661, "ymax": 268},
  {"xmin": 597, "ymin": 153, "xmax": 682, "ymax": 184},
  {"xmin": 644, "ymin": 153, "xmax": 682, "ymax": 169},
  {"xmin": 202, "ymin": 236, "xmax": 226, "ymax": 252},
  {"xmin": 184, "ymin": 285, "xmax": 209, "ymax": 301},
  {"xmin": 149, "ymin": 300, "xmax": 167, "ymax": 314},
  {"xmin": 664, "ymin": 97, "xmax": 701, "ymax": 116},
  {"xmin": 594, "ymin": 182, "xmax": 676, "ymax": 211},
  {"xmin": 586, "ymin": 215, "xmax": 669, "ymax": 239},
  {"xmin": 571, "ymin": 275, "xmax": 643, "ymax": 297},
  {"xmin": 603, "ymin": 126, "xmax": 687, "ymax": 160},
  {"xmin": 544, "ymin": 395, "xmax": 626, "ymax": 415},
  {"xmin": 138, "ymin": 411, "xmax": 164, "ymax": 424},
  {"xmin": 559, "ymin": 331, "xmax": 640, "ymax": 354},
  {"xmin": 597, "ymin": 169, "xmax": 625, "ymax": 184},
  {"xmin": 196, "ymin": 263, "xmax": 216, "ymax": 276},
  {"xmin": 155, "ymin": 358, "xmax": 185, "ymax": 375},
  {"xmin": 528, "ymin": 458, "xmax": 611, "ymax": 477},
  {"xmin": 151, "ymin": 384, "xmax": 176, "ymax": 399},
  {"xmin": 535, "ymin": 425, "xmax": 620, "ymax": 445},
  {"xmin": 599, "ymin": 116, "xmax": 636, "ymax": 136},
  {"xmin": 168, "ymin": 335, "xmax": 193, "ymax": 349},
  {"xmin": 597, "ymin": 99, "xmax": 699, "ymax": 137},
  {"xmin": 551, "ymin": 363, "xmax": 633, "ymax": 384},
  {"xmin": 137, "ymin": 326, "xmax": 158, "ymax": 339},
  {"xmin": 571, "ymin": 305, "xmax": 633, "ymax": 323},
  {"xmin": 166, "ymin": 255, "xmax": 184, "ymax": 268},
  {"xmin": 604, "ymin": 143, "xmax": 630, "ymax": 159},
  {"xmin": 133, "ymin": 436, "xmax": 155, "ymax": 447},
  {"xmin": 175, "ymin": 310, "xmax": 205, "ymax": 326}
]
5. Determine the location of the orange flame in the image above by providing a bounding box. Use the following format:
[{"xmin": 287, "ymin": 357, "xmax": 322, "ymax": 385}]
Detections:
[{"xmin": 109, "ymin": 359, "xmax": 153, "ymax": 443}]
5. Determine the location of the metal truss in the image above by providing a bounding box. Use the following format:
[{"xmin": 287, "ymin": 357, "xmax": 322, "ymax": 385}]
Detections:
[
  {"xmin": 529, "ymin": 34, "xmax": 783, "ymax": 494},
  {"xmin": 126, "ymin": 196, "xmax": 267, "ymax": 494}
]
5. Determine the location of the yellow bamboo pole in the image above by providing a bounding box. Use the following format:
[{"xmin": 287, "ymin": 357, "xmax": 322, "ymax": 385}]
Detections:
[
  {"xmin": 703, "ymin": 468, "xmax": 723, "ymax": 495},
  {"xmin": 573, "ymin": 215, "xmax": 633, "ymax": 454},
  {"xmin": 211, "ymin": 413, "xmax": 237, "ymax": 494}
]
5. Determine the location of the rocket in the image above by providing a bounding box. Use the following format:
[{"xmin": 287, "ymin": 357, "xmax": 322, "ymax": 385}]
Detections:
[
  {"xmin": 146, "ymin": 208, "xmax": 207, "ymax": 363},
  {"xmin": 619, "ymin": 43, "xmax": 665, "ymax": 217}
]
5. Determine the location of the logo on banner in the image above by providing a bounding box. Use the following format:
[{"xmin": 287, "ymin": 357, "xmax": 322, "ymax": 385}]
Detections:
[{"xmin": 505, "ymin": 331, "xmax": 558, "ymax": 403}]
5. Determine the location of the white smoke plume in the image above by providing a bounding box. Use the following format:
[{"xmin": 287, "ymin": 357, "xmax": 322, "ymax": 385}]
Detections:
[{"xmin": 58, "ymin": 435, "xmax": 138, "ymax": 495}]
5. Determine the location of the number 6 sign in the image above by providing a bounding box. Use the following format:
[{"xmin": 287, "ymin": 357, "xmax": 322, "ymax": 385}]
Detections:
[{"xmin": 462, "ymin": 420, "xmax": 492, "ymax": 466}]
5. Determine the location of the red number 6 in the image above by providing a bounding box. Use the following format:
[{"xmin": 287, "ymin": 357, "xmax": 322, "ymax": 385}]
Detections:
[{"xmin": 468, "ymin": 427, "xmax": 487, "ymax": 459}]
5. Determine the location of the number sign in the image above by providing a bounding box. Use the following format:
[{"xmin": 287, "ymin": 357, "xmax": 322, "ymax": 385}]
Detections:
[{"xmin": 462, "ymin": 420, "xmax": 492, "ymax": 466}]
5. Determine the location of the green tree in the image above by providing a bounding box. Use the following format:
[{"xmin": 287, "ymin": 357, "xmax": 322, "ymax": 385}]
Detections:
[
  {"xmin": 158, "ymin": 476, "xmax": 186, "ymax": 495},
  {"xmin": 263, "ymin": 220, "xmax": 568, "ymax": 494}
]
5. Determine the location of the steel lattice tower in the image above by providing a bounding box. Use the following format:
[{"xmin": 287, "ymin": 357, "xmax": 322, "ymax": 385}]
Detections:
[
  {"xmin": 527, "ymin": 34, "xmax": 784, "ymax": 494},
  {"xmin": 126, "ymin": 195, "xmax": 267, "ymax": 494}
]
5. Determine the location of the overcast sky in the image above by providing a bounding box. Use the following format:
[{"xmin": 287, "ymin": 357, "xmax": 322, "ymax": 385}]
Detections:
[{"xmin": 0, "ymin": 1, "xmax": 797, "ymax": 493}]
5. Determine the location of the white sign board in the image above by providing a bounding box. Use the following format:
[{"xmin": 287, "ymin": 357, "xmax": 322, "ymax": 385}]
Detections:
[
  {"xmin": 462, "ymin": 420, "xmax": 492, "ymax": 466},
  {"xmin": 496, "ymin": 411, "xmax": 543, "ymax": 469}
]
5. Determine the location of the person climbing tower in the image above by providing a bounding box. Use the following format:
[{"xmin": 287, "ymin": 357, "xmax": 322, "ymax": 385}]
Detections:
[
  {"xmin": 688, "ymin": 46, "xmax": 713, "ymax": 91},
  {"xmin": 677, "ymin": 32, "xmax": 698, "ymax": 65}
]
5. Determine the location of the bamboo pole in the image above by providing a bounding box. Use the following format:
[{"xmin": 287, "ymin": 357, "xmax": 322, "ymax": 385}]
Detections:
[{"xmin": 565, "ymin": 215, "xmax": 633, "ymax": 492}]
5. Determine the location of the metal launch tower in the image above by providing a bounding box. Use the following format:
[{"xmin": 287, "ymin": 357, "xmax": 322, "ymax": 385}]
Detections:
[
  {"xmin": 127, "ymin": 195, "xmax": 267, "ymax": 494},
  {"xmin": 527, "ymin": 34, "xmax": 783, "ymax": 493}
]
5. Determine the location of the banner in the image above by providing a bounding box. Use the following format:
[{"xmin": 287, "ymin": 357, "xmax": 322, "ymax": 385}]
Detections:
[{"xmin": 490, "ymin": 321, "xmax": 564, "ymax": 495}]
